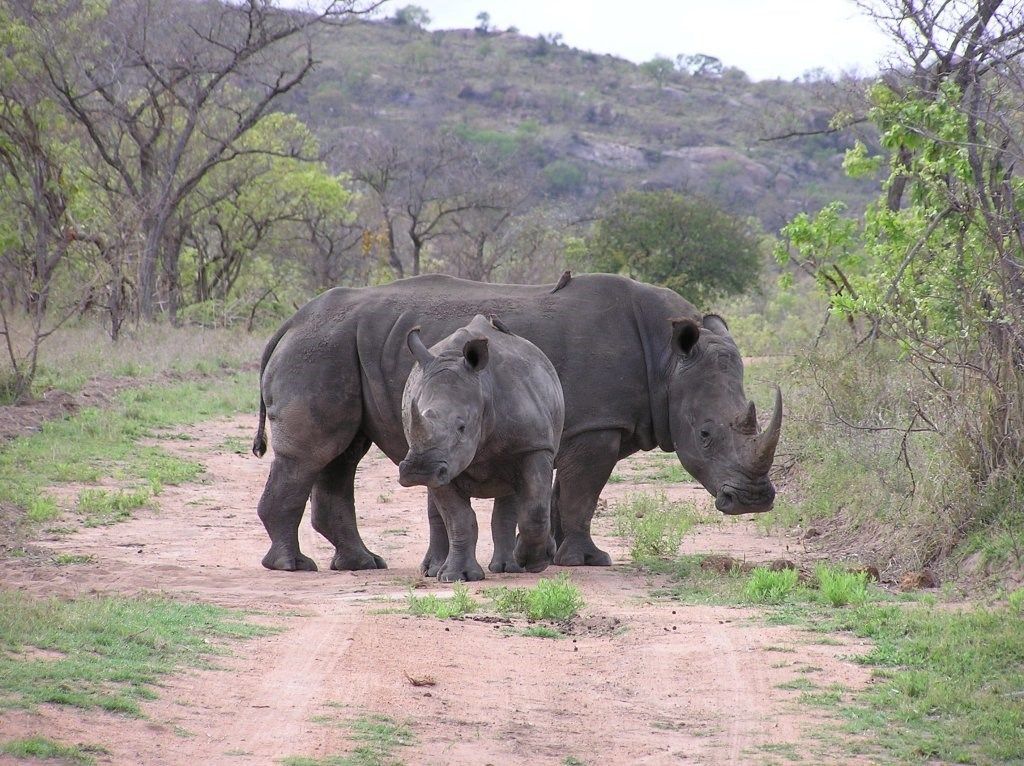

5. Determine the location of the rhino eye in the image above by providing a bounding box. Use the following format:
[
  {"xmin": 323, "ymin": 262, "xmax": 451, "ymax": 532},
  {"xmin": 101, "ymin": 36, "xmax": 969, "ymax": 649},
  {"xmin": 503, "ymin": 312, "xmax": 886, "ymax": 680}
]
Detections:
[
  {"xmin": 457, "ymin": 423, "xmax": 466, "ymax": 435},
  {"xmin": 699, "ymin": 428, "xmax": 712, "ymax": 447}
]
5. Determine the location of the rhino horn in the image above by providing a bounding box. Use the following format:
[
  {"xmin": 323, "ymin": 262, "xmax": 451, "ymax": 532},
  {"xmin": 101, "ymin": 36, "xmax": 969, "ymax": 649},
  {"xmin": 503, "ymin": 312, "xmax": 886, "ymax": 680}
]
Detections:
[
  {"xmin": 752, "ymin": 387, "xmax": 782, "ymax": 473},
  {"xmin": 407, "ymin": 327, "xmax": 434, "ymax": 367},
  {"xmin": 739, "ymin": 401, "xmax": 757, "ymax": 433}
]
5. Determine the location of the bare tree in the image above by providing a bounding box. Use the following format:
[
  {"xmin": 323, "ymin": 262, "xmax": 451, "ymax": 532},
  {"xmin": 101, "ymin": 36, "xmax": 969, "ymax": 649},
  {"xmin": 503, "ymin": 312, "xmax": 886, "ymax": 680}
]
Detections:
[{"xmin": 13, "ymin": 0, "xmax": 378, "ymax": 319}]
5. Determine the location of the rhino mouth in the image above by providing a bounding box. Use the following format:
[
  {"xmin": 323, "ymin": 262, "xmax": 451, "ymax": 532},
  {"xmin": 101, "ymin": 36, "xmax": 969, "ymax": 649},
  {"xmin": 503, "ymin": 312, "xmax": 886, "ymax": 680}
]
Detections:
[
  {"xmin": 715, "ymin": 483, "xmax": 776, "ymax": 515},
  {"xmin": 398, "ymin": 459, "xmax": 451, "ymax": 488}
]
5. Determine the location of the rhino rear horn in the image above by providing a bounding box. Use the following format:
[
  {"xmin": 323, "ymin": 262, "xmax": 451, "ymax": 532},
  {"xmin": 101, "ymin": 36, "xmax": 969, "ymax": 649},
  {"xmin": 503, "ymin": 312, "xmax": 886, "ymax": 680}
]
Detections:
[{"xmin": 407, "ymin": 327, "xmax": 435, "ymax": 367}]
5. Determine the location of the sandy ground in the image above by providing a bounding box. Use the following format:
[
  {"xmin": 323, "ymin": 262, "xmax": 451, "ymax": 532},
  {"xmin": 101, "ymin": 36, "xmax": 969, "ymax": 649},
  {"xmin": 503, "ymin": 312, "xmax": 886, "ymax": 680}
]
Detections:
[{"xmin": 0, "ymin": 415, "xmax": 873, "ymax": 765}]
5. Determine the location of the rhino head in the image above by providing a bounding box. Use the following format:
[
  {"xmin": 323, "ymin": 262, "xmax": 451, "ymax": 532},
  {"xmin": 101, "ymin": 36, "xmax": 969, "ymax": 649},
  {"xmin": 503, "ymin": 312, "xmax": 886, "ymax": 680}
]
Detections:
[
  {"xmin": 668, "ymin": 315, "xmax": 781, "ymax": 514},
  {"xmin": 398, "ymin": 326, "xmax": 489, "ymax": 488}
]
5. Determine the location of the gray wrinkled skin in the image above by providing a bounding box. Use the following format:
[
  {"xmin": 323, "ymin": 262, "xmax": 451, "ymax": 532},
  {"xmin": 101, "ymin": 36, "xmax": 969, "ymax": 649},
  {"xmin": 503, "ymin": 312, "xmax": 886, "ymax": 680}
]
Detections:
[
  {"xmin": 398, "ymin": 315, "xmax": 563, "ymax": 581},
  {"xmin": 253, "ymin": 273, "xmax": 781, "ymax": 572}
]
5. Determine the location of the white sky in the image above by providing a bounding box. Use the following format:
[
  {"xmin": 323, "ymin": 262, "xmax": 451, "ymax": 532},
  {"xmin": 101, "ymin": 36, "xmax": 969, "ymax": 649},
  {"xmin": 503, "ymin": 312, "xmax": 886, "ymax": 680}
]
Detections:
[{"xmin": 381, "ymin": 0, "xmax": 898, "ymax": 81}]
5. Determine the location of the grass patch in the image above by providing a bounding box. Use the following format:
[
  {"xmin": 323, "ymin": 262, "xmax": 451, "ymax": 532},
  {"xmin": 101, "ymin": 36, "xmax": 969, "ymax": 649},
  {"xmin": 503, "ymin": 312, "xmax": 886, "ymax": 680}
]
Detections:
[
  {"xmin": 0, "ymin": 374, "xmax": 255, "ymax": 530},
  {"xmin": 286, "ymin": 714, "xmax": 414, "ymax": 766},
  {"xmin": 614, "ymin": 492, "xmax": 696, "ymax": 562},
  {"xmin": 406, "ymin": 583, "xmax": 477, "ymax": 619},
  {"xmin": 814, "ymin": 565, "xmax": 869, "ymax": 607},
  {"xmin": 519, "ymin": 625, "xmax": 562, "ymax": 639},
  {"xmin": 744, "ymin": 567, "xmax": 799, "ymax": 605},
  {"xmin": 486, "ymin": 573, "xmax": 585, "ymax": 621},
  {"xmin": 52, "ymin": 554, "xmax": 93, "ymax": 566},
  {"xmin": 76, "ymin": 488, "xmax": 151, "ymax": 526},
  {"xmin": 0, "ymin": 590, "xmax": 272, "ymax": 715},
  {"xmin": 660, "ymin": 553, "xmax": 1024, "ymax": 762},
  {"xmin": 0, "ymin": 737, "xmax": 107, "ymax": 765}
]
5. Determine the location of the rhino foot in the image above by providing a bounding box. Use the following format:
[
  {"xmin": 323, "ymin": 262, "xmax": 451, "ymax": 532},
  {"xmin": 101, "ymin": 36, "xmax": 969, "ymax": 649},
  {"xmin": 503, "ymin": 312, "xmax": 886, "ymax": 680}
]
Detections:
[
  {"xmin": 554, "ymin": 536, "xmax": 612, "ymax": 567},
  {"xmin": 421, "ymin": 551, "xmax": 447, "ymax": 578},
  {"xmin": 438, "ymin": 558, "xmax": 485, "ymax": 582},
  {"xmin": 262, "ymin": 546, "xmax": 318, "ymax": 572},
  {"xmin": 513, "ymin": 536, "xmax": 553, "ymax": 574},
  {"xmin": 330, "ymin": 549, "xmax": 387, "ymax": 571},
  {"xmin": 488, "ymin": 557, "xmax": 525, "ymax": 574}
]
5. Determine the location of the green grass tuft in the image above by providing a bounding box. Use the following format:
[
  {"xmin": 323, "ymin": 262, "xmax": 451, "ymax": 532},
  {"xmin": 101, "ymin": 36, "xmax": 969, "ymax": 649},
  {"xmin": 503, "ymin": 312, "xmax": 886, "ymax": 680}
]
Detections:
[
  {"xmin": 77, "ymin": 488, "xmax": 151, "ymax": 526},
  {"xmin": 0, "ymin": 737, "xmax": 107, "ymax": 765},
  {"xmin": 520, "ymin": 625, "xmax": 562, "ymax": 639},
  {"xmin": 744, "ymin": 567, "xmax": 799, "ymax": 605},
  {"xmin": 814, "ymin": 565, "xmax": 869, "ymax": 607},
  {"xmin": 614, "ymin": 492, "xmax": 696, "ymax": 562},
  {"xmin": 0, "ymin": 590, "xmax": 273, "ymax": 714},
  {"xmin": 486, "ymin": 573, "xmax": 584, "ymax": 621},
  {"xmin": 52, "ymin": 554, "xmax": 93, "ymax": 566},
  {"xmin": 284, "ymin": 714, "xmax": 414, "ymax": 766},
  {"xmin": 406, "ymin": 583, "xmax": 477, "ymax": 619},
  {"xmin": 0, "ymin": 374, "xmax": 254, "ymax": 529}
]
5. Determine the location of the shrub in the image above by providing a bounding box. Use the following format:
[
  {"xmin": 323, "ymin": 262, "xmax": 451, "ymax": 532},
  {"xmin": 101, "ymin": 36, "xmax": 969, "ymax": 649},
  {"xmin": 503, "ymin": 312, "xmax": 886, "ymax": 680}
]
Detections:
[
  {"xmin": 487, "ymin": 574, "xmax": 584, "ymax": 621},
  {"xmin": 407, "ymin": 582, "xmax": 477, "ymax": 619},
  {"xmin": 614, "ymin": 492, "xmax": 695, "ymax": 562},
  {"xmin": 744, "ymin": 567, "xmax": 799, "ymax": 604},
  {"xmin": 815, "ymin": 565, "xmax": 870, "ymax": 607}
]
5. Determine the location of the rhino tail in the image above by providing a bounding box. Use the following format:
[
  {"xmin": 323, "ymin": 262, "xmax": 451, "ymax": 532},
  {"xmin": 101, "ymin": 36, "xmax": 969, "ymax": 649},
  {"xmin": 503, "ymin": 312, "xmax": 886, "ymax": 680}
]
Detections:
[
  {"xmin": 252, "ymin": 396, "xmax": 268, "ymax": 458},
  {"xmin": 252, "ymin": 321, "xmax": 289, "ymax": 459}
]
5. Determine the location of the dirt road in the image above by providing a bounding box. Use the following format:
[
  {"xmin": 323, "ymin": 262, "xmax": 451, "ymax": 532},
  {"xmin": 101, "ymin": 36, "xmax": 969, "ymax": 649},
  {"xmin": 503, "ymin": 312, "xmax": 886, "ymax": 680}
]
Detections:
[{"xmin": 1, "ymin": 415, "xmax": 871, "ymax": 765}]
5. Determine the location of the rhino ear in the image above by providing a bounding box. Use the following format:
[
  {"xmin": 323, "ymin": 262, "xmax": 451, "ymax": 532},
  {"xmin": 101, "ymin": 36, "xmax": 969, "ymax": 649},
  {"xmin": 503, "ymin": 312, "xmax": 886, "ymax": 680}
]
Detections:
[
  {"xmin": 670, "ymin": 318, "xmax": 701, "ymax": 356},
  {"xmin": 463, "ymin": 337, "xmax": 489, "ymax": 372},
  {"xmin": 702, "ymin": 314, "xmax": 731, "ymax": 338}
]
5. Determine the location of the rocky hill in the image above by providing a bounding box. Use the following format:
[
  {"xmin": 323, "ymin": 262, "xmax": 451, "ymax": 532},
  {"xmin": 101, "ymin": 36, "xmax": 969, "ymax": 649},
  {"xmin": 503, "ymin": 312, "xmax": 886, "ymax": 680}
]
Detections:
[{"xmin": 281, "ymin": 18, "xmax": 881, "ymax": 231}]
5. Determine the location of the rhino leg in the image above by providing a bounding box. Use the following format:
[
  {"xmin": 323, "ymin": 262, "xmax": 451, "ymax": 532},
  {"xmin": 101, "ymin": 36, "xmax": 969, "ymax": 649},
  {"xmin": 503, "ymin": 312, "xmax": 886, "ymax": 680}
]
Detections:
[
  {"xmin": 492, "ymin": 451, "xmax": 554, "ymax": 574},
  {"xmin": 551, "ymin": 431, "xmax": 617, "ymax": 567},
  {"xmin": 310, "ymin": 434, "xmax": 387, "ymax": 571},
  {"xmin": 257, "ymin": 454, "xmax": 320, "ymax": 572},
  {"xmin": 489, "ymin": 496, "xmax": 524, "ymax": 574},
  {"xmin": 420, "ymin": 495, "xmax": 449, "ymax": 577},
  {"xmin": 431, "ymin": 485, "xmax": 485, "ymax": 582}
]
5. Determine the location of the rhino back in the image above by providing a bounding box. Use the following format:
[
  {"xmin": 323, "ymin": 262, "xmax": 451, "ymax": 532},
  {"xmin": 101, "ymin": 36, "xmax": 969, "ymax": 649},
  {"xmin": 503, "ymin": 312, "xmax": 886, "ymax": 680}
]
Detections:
[{"xmin": 264, "ymin": 274, "xmax": 694, "ymax": 463}]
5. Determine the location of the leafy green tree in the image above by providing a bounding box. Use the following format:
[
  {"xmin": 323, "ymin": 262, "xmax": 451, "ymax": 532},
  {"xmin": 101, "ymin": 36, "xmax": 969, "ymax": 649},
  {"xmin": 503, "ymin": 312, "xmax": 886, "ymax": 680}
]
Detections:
[
  {"xmin": 581, "ymin": 190, "xmax": 763, "ymax": 306},
  {"xmin": 394, "ymin": 5, "xmax": 430, "ymax": 28},
  {"xmin": 776, "ymin": 0, "xmax": 1024, "ymax": 486},
  {"xmin": 640, "ymin": 56, "xmax": 676, "ymax": 87}
]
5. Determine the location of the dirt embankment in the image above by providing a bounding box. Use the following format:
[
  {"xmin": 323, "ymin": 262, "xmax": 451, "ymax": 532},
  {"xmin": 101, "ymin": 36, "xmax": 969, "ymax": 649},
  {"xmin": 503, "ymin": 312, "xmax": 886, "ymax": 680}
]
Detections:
[{"xmin": 1, "ymin": 415, "xmax": 872, "ymax": 765}]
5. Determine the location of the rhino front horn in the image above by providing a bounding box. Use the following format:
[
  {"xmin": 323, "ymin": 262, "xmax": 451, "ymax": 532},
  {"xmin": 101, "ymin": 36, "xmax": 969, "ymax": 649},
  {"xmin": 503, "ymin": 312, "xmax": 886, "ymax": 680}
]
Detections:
[
  {"xmin": 753, "ymin": 387, "xmax": 782, "ymax": 473},
  {"xmin": 407, "ymin": 327, "xmax": 435, "ymax": 367}
]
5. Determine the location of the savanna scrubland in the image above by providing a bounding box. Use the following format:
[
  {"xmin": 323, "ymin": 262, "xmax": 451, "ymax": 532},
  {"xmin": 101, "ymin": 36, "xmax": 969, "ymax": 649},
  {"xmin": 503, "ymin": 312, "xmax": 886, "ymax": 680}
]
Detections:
[{"xmin": 1, "ymin": 1, "xmax": 1022, "ymax": 764}]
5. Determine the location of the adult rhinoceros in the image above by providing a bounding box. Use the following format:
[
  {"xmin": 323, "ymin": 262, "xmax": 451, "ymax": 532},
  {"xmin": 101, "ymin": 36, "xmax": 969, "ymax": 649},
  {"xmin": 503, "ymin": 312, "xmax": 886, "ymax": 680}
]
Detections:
[{"xmin": 252, "ymin": 273, "xmax": 781, "ymax": 572}]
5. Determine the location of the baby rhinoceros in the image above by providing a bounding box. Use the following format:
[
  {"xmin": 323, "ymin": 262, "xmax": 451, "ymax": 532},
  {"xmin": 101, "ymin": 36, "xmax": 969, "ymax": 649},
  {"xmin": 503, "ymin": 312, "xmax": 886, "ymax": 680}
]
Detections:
[{"xmin": 399, "ymin": 314, "xmax": 564, "ymax": 582}]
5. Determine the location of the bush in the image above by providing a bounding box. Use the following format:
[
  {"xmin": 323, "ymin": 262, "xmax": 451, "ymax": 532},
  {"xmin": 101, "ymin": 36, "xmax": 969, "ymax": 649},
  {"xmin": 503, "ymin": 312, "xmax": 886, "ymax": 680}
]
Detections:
[
  {"xmin": 487, "ymin": 573, "xmax": 584, "ymax": 621},
  {"xmin": 744, "ymin": 567, "xmax": 799, "ymax": 604},
  {"xmin": 407, "ymin": 582, "xmax": 477, "ymax": 619},
  {"xmin": 815, "ymin": 565, "xmax": 870, "ymax": 607},
  {"xmin": 614, "ymin": 492, "xmax": 695, "ymax": 562}
]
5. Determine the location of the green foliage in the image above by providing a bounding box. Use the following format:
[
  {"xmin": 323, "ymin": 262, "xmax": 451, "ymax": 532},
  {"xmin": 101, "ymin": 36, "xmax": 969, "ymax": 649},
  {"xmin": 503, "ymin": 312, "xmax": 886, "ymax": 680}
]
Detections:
[
  {"xmin": 580, "ymin": 190, "xmax": 763, "ymax": 305},
  {"xmin": 640, "ymin": 56, "xmax": 676, "ymax": 86},
  {"xmin": 614, "ymin": 492, "xmax": 696, "ymax": 562},
  {"xmin": 393, "ymin": 5, "xmax": 430, "ymax": 28},
  {"xmin": 76, "ymin": 488, "xmax": 151, "ymax": 526},
  {"xmin": 814, "ymin": 565, "xmax": 869, "ymax": 607},
  {"xmin": 744, "ymin": 567, "xmax": 799, "ymax": 605},
  {"xmin": 0, "ymin": 591, "xmax": 271, "ymax": 714},
  {"xmin": 823, "ymin": 601, "xmax": 1024, "ymax": 763},
  {"xmin": 487, "ymin": 574, "xmax": 585, "ymax": 621},
  {"xmin": 542, "ymin": 159, "xmax": 585, "ymax": 196},
  {"xmin": 519, "ymin": 625, "xmax": 561, "ymax": 639},
  {"xmin": 0, "ymin": 374, "xmax": 254, "ymax": 526},
  {"xmin": 284, "ymin": 714, "xmax": 414, "ymax": 766},
  {"xmin": 0, "ymin": 738, "xmax": 105, "ymax": 765},
  {"xmin": 406, "ymin": 583, "xmax": 477, "ymax": 619}
]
